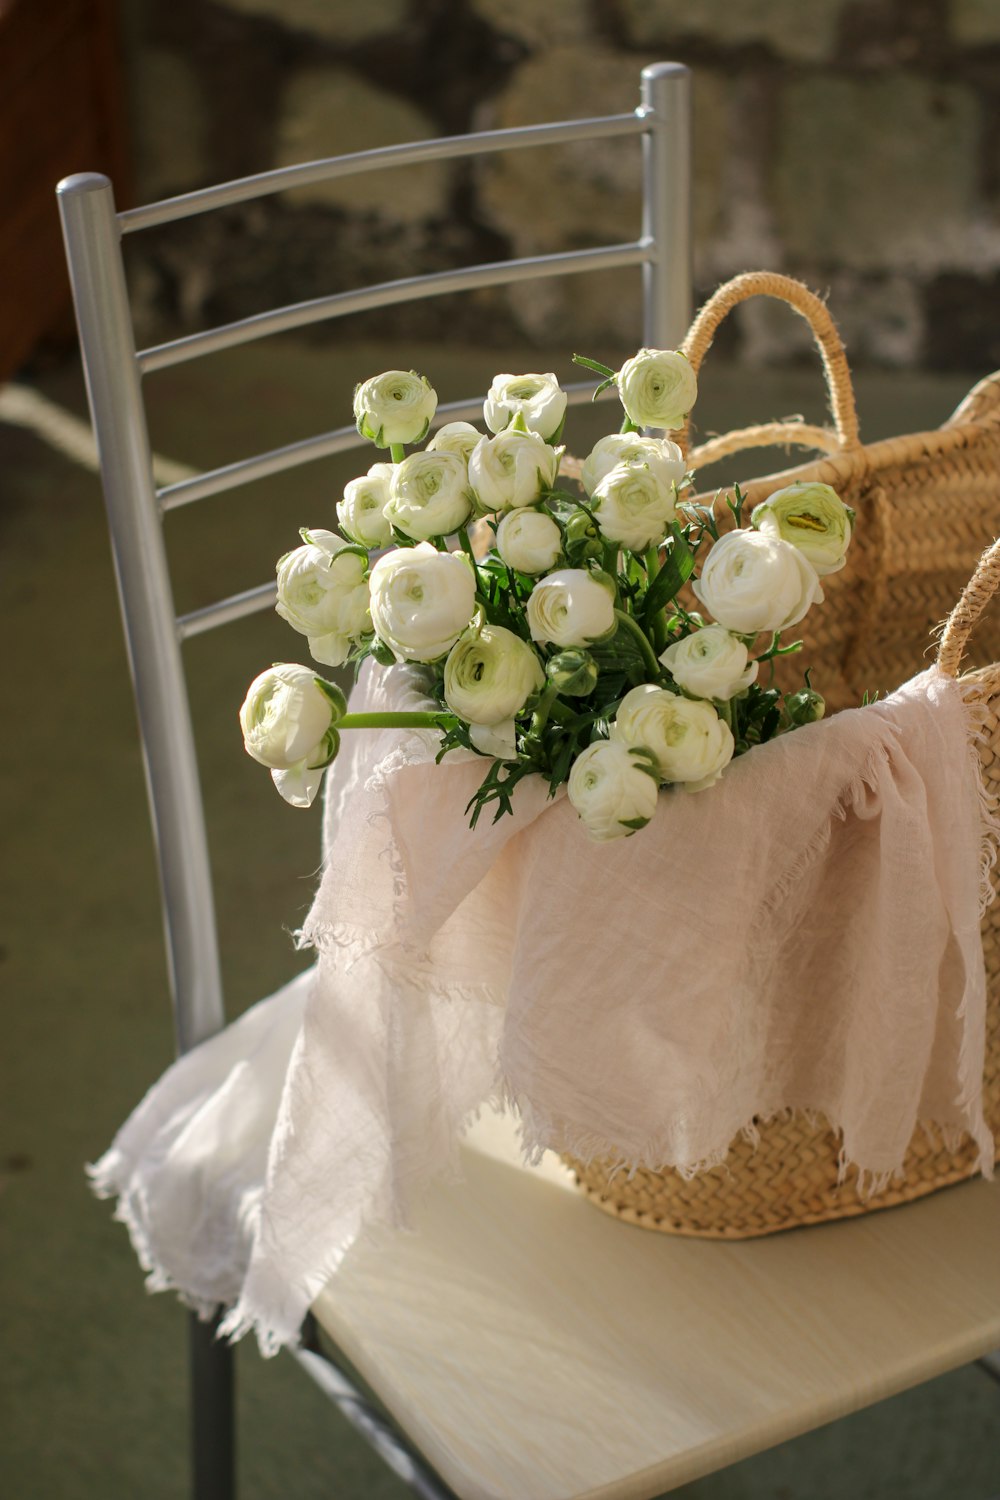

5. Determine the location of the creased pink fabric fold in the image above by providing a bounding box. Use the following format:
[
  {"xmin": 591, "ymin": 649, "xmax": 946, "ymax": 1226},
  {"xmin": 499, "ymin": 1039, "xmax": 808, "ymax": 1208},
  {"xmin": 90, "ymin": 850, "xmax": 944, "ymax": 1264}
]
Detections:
[{"xmin": 93, "ymin": 660, "xmax": 996, "ymax": 1354}]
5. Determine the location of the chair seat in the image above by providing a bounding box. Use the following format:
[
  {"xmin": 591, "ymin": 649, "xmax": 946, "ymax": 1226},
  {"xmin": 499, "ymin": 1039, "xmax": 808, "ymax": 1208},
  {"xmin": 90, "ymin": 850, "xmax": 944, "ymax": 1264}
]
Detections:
[{"xmin": 311, "ymin": 1110, "xmax": 1000, "ymax": 1500}]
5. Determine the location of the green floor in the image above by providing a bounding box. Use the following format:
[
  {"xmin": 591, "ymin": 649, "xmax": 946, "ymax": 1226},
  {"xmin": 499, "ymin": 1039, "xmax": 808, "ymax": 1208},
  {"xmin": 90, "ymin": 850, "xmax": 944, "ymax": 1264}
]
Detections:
[{"xmin": 3, "ymin": 336, "xmax": 1000, "ymax": 1499}]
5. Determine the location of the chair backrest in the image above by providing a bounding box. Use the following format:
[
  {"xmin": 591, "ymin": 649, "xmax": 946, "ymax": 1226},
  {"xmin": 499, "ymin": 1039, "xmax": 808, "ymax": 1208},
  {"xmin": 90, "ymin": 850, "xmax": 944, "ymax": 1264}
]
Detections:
[{"xmin": 56, "ymin": 61, "xmax": 692, "ymax": 1058}]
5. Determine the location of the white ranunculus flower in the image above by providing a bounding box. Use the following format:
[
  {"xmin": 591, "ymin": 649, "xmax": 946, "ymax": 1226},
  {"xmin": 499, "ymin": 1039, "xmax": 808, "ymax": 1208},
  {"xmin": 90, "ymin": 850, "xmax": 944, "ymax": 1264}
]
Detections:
[
  {"xmin": 469, "ymin": 719, "xmax": 518, "ymax": 760},
  {"xmin": 483, "ymin": 372, "xmax": 568, "ymax": 440},
  {"xmin": 239, "ymin": 664, "xmax": 344, "ymax": 807},
  {"xmin": 659, "ymin": 625, "xmax": 759, "ymax": 701},
  {"xmin": 275, "ymin": 529, "xmax": 370, "ymax": 667},
  {"xmin": 692, "ymin": 528, "xmax": 824, "ymax": 636},
  {"xmin": 427, "ymin": 421, "xmax": 483, "ymax": 463},
  {"xmin": 353, "ymin": 369, "xmax": 437, "ymax": 448},
  {"xmin": 612, "ymin": 684, "xmax": 735, "ymax": 792},
  {"xmin": 618, "ymin": 348, "xmax": 698, "ymax": 432},
  {"xmin": 495, "ymin": 508, "xmax": 563, "ymax": 575},
  {"xmin": 368, "ymin": 542, "xmax": 477, "ymax": 663},
  {"xmin": 568, "ymin": 739, "xmax": 660, "ymax": 841},
  {"xmin": 526, "ymin": 568, "xmax": 616, "ymax": 648},
  {"xmin": 468, "ymin": 429, "xmax": 560, "ymax": 515},
  {"xmin": 580, "ymin": 432, "xmax": 686, "ymax": 498},
  {"xmin": 591, "ymin": 461, "xmax": 678, "ymax": 553},
  {"xmin": 384, "ymin": 450, "xmax": 473, "ymax": 541},
  {"xmin": 752, "ymin": 482, "xmax": 853, "ymax": 577},
  {"xmin": 336, "ymin": 463, "xmax": 394, "ymax": 549},
  {"xmin": 443, "ymin": 624, "xmax": 545, "ymax": 726}
]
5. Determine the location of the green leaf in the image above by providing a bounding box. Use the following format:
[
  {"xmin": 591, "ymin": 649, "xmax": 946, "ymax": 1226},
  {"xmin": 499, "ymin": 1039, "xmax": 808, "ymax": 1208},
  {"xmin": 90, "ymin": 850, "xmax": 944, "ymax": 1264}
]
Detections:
[
  {"xmin": 628, "ymin": 746, "xmax": 662, "ymax": 781},
  {"xmin": 465, "ymin": 758, "xmax": 536, "ymax": 828},
  {"xmin": 313, "ymin": 677, "xmax": 348, "ymax": 718},
  {"xmin": 587, "ymin": 623, "xmax": 647, "ymax": 677},
  {"xmin": 435, "ymin": 719, "xmax": 476, "ymax": 762},
  {"xmin": 572, "ymin": 353, "xmax": 617, "ymax": 379},
  {"xmin": 642, "ymin": 526, "xmax": 695, "ymax": 621}
]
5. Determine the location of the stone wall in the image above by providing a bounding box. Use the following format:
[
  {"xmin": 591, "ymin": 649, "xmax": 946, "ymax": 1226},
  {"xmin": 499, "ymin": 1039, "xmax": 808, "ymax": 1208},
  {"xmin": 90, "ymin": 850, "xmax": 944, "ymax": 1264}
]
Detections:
[{"xmin": 120, "ymin": 0, "xmax": 1000, "ymax": 370}]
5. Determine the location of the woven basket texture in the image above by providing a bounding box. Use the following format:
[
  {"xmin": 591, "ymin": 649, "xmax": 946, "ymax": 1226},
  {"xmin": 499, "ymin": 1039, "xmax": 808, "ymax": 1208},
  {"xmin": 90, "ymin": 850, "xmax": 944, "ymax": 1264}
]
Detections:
[
  {"xmin": 565, "ymin": 663, "xmax": 1000, "ymax": 1237},
  {"xmin": 563, "ymin": 274, "xmax": 1000, "ymax": 1236},
  {"xmin": 680, "ymin": 273, "xmax": 1000, "ymax": 712}
]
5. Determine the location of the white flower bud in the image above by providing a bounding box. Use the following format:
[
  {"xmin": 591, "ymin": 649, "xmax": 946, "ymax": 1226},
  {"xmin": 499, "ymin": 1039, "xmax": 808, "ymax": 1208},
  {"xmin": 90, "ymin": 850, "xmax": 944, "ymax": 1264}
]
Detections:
[
  {"xmin": 275, "ymin": 529, "xmax": 370, "ymax": 668},
  {"xmin": 443, "ymin": 623, "xmax": 545, "ymax": 726},
  {"xmin": 468, "ymin": 429, "xmax": 560, "ymax": 515},
  {"xmin": 568, "ymin": 740, "xmax": 660, "ymax": 841},
  {"xmin": 752, "ymin": 482, "xmax": 853, "ymax": 577},
  {"xmin": 368, "ymin": 542, "xmax": 477, "ymax": 663},
  {"xmin": 659, "ymin": 625, "xmax": 758, "ymax": 701},
  {"xmin": 581, "ymin": 432, "xmax": 685, "ymax": 498},
  {"xmin": 427, "ymin": 421, "xmax": 483, "ymax": 463},
  {"xmin": 495, "ymin": 508, "xmax": 563, "ymax": 575},
  {"xmin": 336, "ymin": 464, "xmax": 393, "ymax": 549},
  {"xmin": 384, "ymin": 450, "xmax": 472, "ymax": 541},
  {"xmin": 354, "ymin": 369, "xmax": 437, "ymax": 448},
  {"xmin": 239, "ymin": 664, "xmax": 344, "ymax": 807},
  {"xmin": 692, "ymin": 528, "xmax": 824, "ymax": 636},
  {"xmin": 612, "ymin": 684, "xmax": 734, "ymax": 792},
  {"xmin": 526, "ymin": 568, "xmax": 616, "ymax": 648},
  {"xmin": 618, "ymin": 348, "xmax": 698, "ymax": 432},
  {"xmin": 484, "ymin": 372, "xmax": 567, "ymax": 440},
  {"xmin": 591, "ymin": 461, "xmax": 678, "ymax": 553}
]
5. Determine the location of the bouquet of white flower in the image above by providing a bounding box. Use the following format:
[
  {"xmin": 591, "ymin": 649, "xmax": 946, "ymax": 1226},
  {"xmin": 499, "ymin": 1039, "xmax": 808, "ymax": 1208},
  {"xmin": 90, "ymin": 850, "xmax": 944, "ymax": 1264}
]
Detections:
[{"xmin": 240, "ymin": 352, "xmax": 854, "ymax": 840}]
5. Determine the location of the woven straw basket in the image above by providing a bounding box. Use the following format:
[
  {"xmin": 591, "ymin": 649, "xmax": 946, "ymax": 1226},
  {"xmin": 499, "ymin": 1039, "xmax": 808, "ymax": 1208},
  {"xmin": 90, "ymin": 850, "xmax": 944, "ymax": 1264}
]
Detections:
[{"xmin": 564, "ymin": 273, "xmax": 1000, "ymax": 1237}]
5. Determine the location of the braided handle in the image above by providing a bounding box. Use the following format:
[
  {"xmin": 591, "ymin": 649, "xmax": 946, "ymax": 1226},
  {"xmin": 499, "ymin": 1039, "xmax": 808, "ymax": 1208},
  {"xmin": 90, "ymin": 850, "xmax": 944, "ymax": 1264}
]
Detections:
[
  {"xmin": 690, "ymin": 421, "xmax": 841, "ymax": 470},
  {"xmin": 678, "ymin": 272, "xmax": 862, "ymax": 463},
  {"xmin": 938, "ymin": 535, "xmax": 1000, "ymax": 677}
]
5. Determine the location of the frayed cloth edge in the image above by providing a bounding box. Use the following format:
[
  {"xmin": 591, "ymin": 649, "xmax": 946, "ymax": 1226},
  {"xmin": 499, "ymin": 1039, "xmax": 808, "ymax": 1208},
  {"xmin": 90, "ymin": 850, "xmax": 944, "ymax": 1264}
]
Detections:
[
  {"xmin": 500, "ymin": 1082, "xmax": 996, "ymax": 1198},
  {"xmin": 87, "ymin": 1152, "xmax": 233, "ymax": 1324},
  {"xmin": 90, "ymin": 1077, "xmax": 997, "ymax": 1359}
]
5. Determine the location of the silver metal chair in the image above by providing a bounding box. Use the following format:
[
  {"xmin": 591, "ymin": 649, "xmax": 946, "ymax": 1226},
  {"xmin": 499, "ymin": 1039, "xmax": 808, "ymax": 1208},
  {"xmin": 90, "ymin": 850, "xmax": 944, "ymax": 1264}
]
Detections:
[{"xmin": 59, "ymin": 58, "xmax": 1000, "ymax": 1500}]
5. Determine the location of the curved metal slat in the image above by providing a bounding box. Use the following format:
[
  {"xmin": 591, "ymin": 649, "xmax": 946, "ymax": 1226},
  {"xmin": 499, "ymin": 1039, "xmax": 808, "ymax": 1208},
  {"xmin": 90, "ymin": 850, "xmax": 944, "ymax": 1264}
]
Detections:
[
  {"xmin": 119, "ymin": 113, "xmax": 649, "ymax": 234},
  {"xmin": 137, "ymin": 242, "xmax": 651, "ymax": 374},
  {"xmin": 177, "ymin": 581, "xmax": 278, "ymax": 641}
]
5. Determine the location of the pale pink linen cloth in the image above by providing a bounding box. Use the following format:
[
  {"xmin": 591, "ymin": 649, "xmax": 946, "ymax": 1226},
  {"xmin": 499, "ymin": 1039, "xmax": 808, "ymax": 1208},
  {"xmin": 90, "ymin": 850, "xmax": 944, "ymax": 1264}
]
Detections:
[{"xmin": 93, "ymin": 660, "xmax": 996, "ymax": 1354}]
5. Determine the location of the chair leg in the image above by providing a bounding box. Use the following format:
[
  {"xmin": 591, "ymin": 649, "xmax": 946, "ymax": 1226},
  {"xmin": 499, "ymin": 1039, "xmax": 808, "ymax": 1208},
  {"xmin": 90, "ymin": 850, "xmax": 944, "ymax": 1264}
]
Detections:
[{"xmin": 190, "ymin": 1309, "xmax": 235, "ymax": 1500}]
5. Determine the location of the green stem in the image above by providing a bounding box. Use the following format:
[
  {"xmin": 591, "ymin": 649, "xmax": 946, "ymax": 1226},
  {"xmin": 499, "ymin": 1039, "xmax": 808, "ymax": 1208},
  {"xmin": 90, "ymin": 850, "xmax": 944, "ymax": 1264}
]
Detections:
[
  {"xmin": 389, "ymin": 443, "xmax": 406, "ymax": 465},
  {"xmin": 620, "ymin": 415, "xmax": 641, "ymax": 435},
  {"xmin": 527, "ymin": 682, "xmax": 560, "ymax": 738},
  {"xmin": 338, "ymin": 711, "xmax": 457, "ymax": 730},
  {"xmin": 613, "ymin": 608, "xmax": 662, "ymax": 678},
  {"xmin": 644, "ymin": 546, "xmax": 668, "ymax": 653},
  {"xmin": 754, "ymin": 635, "xmax": 804, "ymax": 664}
]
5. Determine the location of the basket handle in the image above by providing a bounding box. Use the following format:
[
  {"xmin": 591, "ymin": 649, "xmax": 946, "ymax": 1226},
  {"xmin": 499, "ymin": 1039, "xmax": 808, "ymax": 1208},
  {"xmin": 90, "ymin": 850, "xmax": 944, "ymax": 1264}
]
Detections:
[
  {"xmin": 938, "ymin": 535, "xmax": 1000, "ymax": 677},
  {"xmin": 678, "ymin": 272, "xmax": 862, "ymax": 464}
]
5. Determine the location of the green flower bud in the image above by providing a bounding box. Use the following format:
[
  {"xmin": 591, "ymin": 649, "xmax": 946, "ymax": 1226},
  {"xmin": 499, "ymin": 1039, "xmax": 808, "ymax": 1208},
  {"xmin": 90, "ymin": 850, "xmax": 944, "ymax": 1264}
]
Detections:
[
  {"xmin": 369, "ymin": 636, "xmax": 397, "ymax": 667},
  {"xmin": 784, "ymin": 687, "xmax": 826, "ymax": 726},
  {"xmin": 546, "ymin": 648, "xmax": 599, "ymax": 697},
  {"xmin": 563, "ymin": 510, "xmax": 604, "ymax": 565}
]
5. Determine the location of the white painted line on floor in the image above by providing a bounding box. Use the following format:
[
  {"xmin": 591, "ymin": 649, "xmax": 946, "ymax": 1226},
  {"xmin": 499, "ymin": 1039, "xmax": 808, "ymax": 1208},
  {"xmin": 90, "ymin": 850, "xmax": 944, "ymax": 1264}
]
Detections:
[{"xmin": 0, "ymin": 382, "xmax": 197, "ymax": 487}]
